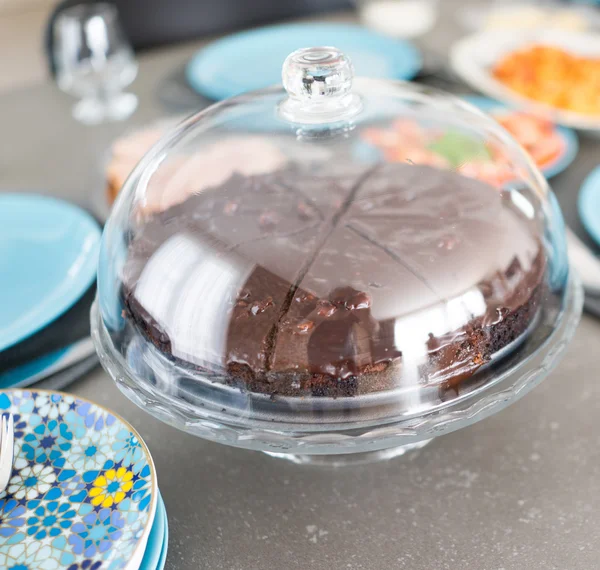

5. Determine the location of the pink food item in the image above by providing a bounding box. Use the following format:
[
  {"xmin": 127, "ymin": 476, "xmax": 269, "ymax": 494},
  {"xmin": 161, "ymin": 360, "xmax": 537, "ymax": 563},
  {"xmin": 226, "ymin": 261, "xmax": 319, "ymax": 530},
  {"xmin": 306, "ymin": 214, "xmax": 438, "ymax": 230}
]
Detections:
[
  {"xmin": 362, "ymin": 112, "xmax": 565, "ymax": 188},
  {"xmin": 493, "ymin": 111, "xmax": 565, "ymax": 167},
  {"xmin": 106, "ymin": 125, "xmax": 287, "ymax": 211},
  {"xmin": 106, "ymin": 127, "xmax": 166, "ymax": 204},
  {"xmin": 139, "ymin": 137, "xmax": 288, "ymax": 215}
]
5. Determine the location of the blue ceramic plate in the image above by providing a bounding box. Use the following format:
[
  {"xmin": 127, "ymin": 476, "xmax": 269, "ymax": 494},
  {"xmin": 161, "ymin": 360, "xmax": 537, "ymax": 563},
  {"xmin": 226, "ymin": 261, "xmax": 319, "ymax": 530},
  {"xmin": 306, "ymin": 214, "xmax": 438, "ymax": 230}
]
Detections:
[
  {"xmin": 140, "ymin": 492, "xmax": 167, "ymax": 570},
  {"xmin": 578, "ymin": 165, "xmax": 600, "ymax": 247},
  {"xmin": 155, "ymin": 505, "xmax": 168, "ymax": 570},
  {"xmin": 464, "ymin": 96, "xmax": 578, "ymax": 179},
  {"xmin": 0, "ymin": 390, "xmax": 157, "ymax": 570},
  {"xmin": 0, "ymin": 194, "xmax": 101, "ymax": 352},
  {"xmin": 186, "ymin": 22, "xmax": 422, "ymax": 100},
  {"xmin": 0, "ymin": 338, "xmax": 95, "ymax": 390}
]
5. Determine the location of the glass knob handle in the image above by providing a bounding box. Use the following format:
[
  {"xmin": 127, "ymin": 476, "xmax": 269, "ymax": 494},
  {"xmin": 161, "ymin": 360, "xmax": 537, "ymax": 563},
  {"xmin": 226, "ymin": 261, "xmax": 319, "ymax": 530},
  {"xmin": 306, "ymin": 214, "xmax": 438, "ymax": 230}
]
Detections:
[{"xmin": 279, "ymin": 47, "xmax": 363, "ymax": 124}]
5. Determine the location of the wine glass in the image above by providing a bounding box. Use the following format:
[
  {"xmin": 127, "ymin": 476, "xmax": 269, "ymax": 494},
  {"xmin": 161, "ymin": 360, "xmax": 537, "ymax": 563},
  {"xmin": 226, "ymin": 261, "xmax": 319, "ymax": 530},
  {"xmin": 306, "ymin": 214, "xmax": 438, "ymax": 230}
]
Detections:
[{"xmin": 53, "ymin": 3, "xmax": 138, "ymax": 125}]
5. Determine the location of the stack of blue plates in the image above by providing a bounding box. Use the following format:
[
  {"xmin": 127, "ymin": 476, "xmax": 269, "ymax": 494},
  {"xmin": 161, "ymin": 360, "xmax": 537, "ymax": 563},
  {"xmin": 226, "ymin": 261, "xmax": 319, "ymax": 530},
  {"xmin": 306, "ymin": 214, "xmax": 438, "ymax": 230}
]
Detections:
[
  {"xmin": 0, "ymin": 389, "xmax": 168, "ymax": 570},
  {"xmin": 0, "ymin": 194, "xmax": 101, "ymax": 389}
]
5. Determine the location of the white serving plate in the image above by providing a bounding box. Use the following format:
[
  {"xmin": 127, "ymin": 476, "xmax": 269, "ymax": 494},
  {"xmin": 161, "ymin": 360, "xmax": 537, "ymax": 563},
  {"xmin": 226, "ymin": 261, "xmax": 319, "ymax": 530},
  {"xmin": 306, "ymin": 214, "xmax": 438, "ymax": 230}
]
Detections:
[{"xmin": 450, "ymin": 30, "xmax": 600, "ymax": 132}]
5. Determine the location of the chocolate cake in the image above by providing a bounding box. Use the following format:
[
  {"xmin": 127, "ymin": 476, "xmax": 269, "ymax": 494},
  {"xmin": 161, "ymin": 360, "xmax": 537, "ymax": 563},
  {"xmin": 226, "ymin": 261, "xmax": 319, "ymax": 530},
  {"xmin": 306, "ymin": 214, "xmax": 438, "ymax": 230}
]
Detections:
[{"xmin": 121, "ymin": 162, "xmax": 546, "ymax": 398}]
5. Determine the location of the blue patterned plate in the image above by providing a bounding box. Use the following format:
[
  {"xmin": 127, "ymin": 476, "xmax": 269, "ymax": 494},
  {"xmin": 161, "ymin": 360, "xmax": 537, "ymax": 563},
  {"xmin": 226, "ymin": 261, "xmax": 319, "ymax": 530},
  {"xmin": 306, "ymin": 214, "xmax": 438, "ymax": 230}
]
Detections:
[{"xmin": 0, "ymin": 390, "xmax": 157, "ymax": 570}]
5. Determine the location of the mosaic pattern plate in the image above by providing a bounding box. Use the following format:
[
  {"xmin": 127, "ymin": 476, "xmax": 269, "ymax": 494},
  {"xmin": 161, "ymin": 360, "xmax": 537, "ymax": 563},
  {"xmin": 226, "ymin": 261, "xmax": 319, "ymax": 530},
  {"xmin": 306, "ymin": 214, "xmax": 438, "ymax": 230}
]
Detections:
[{"xmin": 0, "ymin": 390, "xmax": 157, "ymax": 570}]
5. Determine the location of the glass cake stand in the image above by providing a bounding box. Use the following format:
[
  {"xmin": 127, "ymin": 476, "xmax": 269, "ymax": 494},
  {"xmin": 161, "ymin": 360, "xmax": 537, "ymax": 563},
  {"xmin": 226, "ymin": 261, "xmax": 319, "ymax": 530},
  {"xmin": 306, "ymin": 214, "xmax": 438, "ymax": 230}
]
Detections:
[
  {"xmin": 91, "ymin": 273, "xmax": 581, "ymax": 465},
  {"xmin": 92, "ymin": 47, "xmax": 583, "ymax": 465}
]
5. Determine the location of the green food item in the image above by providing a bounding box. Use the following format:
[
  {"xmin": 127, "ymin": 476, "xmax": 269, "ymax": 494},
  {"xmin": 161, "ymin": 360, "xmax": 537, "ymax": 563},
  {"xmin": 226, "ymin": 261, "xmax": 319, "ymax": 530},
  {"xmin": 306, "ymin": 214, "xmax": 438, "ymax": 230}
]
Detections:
[{"xmin": 428, "ymin": 130, "xmax": 491, "ymax": 167}]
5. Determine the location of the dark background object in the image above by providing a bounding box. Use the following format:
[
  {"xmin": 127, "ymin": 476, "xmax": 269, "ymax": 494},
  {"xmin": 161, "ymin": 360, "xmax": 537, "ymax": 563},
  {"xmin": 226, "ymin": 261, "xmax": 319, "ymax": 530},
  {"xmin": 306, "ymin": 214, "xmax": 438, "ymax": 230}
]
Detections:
[
  {"xmin": 584, "ymin": 293, "xmax": 600, "ymax": 317},
  {"xmin": 46, "ymin": 0, "xmax": 352, "ymax": 76},
  {"xmin": 117, "ymin": 0, "xmax": 353, "ymax": 50},
  {"xmin": 0, "ymin": 286, "xmax": 96, "ymax": 373}
]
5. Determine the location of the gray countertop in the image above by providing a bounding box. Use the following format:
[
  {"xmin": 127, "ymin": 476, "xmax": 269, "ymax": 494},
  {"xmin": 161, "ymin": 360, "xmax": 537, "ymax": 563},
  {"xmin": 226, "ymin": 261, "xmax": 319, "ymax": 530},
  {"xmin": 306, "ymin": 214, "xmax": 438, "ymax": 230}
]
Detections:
[{"xmin": 3, "ymin": 5, "xmax": 600, "ymax": 569}]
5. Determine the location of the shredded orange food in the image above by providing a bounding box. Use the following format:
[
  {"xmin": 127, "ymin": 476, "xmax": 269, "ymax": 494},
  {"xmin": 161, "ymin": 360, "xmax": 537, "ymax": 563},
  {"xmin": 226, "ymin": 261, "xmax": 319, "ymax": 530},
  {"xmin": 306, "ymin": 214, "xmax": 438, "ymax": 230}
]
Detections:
[{"xmin": 492, "ymin": 44, "xmax": 600, "ymax": 116}]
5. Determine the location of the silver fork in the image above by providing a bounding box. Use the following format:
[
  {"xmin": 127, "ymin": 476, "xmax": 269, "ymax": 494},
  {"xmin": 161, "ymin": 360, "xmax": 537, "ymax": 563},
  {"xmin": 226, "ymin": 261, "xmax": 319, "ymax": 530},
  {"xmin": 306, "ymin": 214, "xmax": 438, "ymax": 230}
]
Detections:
[{"xmin": 0, "ymin": 414, "xmax": 14, "ymax": 494}]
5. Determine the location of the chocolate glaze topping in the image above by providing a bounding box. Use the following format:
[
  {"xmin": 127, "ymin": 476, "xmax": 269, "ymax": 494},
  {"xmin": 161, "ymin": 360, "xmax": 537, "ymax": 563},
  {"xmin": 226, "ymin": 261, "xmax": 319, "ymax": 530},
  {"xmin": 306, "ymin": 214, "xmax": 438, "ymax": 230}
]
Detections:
[{"xmin": 122, "ymin": 162, "xmax": 546, "ymax": 397}]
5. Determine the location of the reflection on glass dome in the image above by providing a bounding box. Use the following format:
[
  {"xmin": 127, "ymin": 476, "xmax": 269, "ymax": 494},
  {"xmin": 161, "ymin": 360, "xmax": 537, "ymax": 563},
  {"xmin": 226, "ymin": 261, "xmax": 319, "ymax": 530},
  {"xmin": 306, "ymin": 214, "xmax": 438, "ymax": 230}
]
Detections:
[{"xmin": 117, "ymin": 158, "xmax": 545, "ymax": 399}]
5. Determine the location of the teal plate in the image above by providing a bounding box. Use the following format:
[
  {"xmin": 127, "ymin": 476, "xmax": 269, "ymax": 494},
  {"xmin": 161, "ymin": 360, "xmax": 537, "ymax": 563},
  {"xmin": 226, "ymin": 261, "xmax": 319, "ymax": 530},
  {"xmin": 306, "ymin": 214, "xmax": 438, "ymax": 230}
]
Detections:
[
  {"xmin": 578, "ymin": 165, "xmax": 600, "ymax": 247},
  {"xmin": 0, "ymin": 390, "xmax": 157, "ymax": 569},
  {"xmin": 155, "ymin": 504, "xmax": 168, "ymax": 570},
  {"xmin": 140, "ymin": 492, "xmax": 167, "ymax": 570},
  {"xmin": 186, "ymin": 22, "xmax": 421, "ymax": 100},
  {"xmin": 0, "ymin": 195, "xmax": 101, "ymax": 352}
]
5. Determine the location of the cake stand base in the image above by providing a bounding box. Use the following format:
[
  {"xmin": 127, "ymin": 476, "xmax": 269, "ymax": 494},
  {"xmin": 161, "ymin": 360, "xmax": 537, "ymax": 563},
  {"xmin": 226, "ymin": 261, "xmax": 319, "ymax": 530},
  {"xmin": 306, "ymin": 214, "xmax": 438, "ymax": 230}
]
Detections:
[{"xmin": 264, "ymin": 439, "xmax": 432, "ymax": 467}]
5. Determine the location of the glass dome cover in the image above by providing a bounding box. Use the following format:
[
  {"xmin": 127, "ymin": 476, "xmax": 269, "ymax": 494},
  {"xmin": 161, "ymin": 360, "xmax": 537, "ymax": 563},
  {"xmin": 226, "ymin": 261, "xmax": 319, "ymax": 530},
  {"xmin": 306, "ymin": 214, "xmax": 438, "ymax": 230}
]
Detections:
[{"xmin": 93, "ymin": 47, "xmax": 582, "ymax": 460}]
